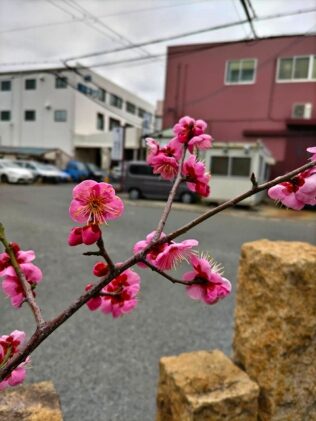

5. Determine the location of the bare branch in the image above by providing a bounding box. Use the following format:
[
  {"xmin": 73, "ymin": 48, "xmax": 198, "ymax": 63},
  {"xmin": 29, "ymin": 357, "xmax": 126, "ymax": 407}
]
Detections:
[
  {"xmin": 1, "ymin": 159, "xmax": 314, "ymax": 381},
  {"xmin": 141, "ymin": 259, "xmax": 188, "ymax": 285},
  {"xmin": 96, "ymin": 236, "xmax": 115, "ymax": 271},
  {"xmin": 83, "ymin": 251, "xmax": 101, "ymax": 256},
  {"xmin": 153, "ymin": 146, "xmax": 187, "ymax": 242},
  {"xmin": 250, "ymin": 172, "xmax": 258, "ymax": 188},
  {"xmin": 0, "ymin": 224, "xmax": 45, "ymax": 328}
]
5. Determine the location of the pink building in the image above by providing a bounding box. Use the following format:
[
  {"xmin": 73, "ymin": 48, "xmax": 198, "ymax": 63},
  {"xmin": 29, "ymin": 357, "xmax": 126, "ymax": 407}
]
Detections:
[{"xmin": 163, "ymin": 35, "xmax": 316, "ymax": 177}]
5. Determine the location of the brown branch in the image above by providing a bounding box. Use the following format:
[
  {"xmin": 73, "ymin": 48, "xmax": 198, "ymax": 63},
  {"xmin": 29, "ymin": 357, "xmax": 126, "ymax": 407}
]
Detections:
[
  {"xmin": 1, "ymin": 159, "xmax": 315, "ymax": 381},
  {"xmin": 153, "ymin": 146, "xmax": 187, "ymax": 242},
  {"xmin": 96, "ymin": 236, "xmax": 115, "ymax": 271},
  {"xmin": 0, "ymin": 224, "xmax": 45, "ymax": 328},
  {"xmin": 83, "ymin": 251, "xmax": 101, "ymax": 256},
  {"xmin": 250, "ymin": 172, "xmax": 258, "ymax": 188},
  {"xmin": 141, "ymin": 259, "xmax": 188, "ymax": 285}
]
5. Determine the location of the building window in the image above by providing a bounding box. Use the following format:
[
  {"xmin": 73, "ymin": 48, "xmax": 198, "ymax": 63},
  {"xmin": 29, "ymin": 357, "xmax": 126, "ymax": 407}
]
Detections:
[
  {"xmin": 225, "ymin": 59, "xmax": 256, "ymax": 84},
  {"xmin": 110, "ymin": 94, "xmax": 123, "ymax": 109},
  {"xmin": 126, "ymin": 101, "xmax": 136, "ymax": 114},
  {"xmin": 98, "ymin": 88, "xmax": 106, "ymax": 102},
  {"xmin": 210, "ymin": 156, "xmax": 251, "ymax": 177},
  {"xmin": 1, "ymin": 80, "xmax": 11, "ymax": 91},
  {"xmin": 97, "ymin": 113, "xmax": 104, "ymax": 130},
  {"xmin": 211, "ymin": 157, "xmax": 229, "ymax": 175},
  {"xmin": 54, "ymin": 110, "xmax": 67, "ymax": 122},
  {"xmin": 109, "ymin": 117, "xmax": 120, "ymax": 131},
  {"xmin": 138, "ymin": 108, "xmax": 145, "ymax": 118},
  {"xmin": 277, "ymin": 55, "xmax": 316, "ymax": 82},
  {"xmin": 0, "ymin": 111, "xmax": 11, "ymax": 121},
  {"xmin": 25, "ymin": 79, "xmax": 36, "ymax": 90},
  {"xmin": 24, "ymin": 110, "xmax": 36, "ymax": 121},
  {"xmin": 55, "ymin": 76, "xmax": 68, "ymax": 88},
  {"xmin": 231, "ymin": 157, "xmax": 251, "ymax": 177}
]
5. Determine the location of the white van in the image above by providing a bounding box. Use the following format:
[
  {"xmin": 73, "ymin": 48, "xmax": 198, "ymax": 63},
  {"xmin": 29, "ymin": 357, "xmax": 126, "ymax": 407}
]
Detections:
[{"xmin": 200, "ymin": 141, "xmax": 275, "ymax": 206}]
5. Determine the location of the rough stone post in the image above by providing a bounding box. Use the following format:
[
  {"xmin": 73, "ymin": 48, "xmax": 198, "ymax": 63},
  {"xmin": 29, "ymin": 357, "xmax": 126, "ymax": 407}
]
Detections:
[
  {"xmin": 0, "ymin": 381, "xmax": 63, "ymax": 421},
  {"xmin": 233, "ymin": 240, "xmax": 316, "ymax": 421},
  {"xmin": 156, "ymin": 349, "xmax": 259, "ymax": 421}
]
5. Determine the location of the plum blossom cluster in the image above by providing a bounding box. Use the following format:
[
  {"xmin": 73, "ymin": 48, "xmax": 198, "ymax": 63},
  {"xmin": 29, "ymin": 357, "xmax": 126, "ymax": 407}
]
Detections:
[
  {"xmin": 0, "ymin": 330, "xmax": 30, "ymax": 390},
  {"xmin": 0, "ymin": 243, "xmax": 43, "ymax": 308},
  {"xmin": 133, "ymin": 231, "xmax": 231, "ymax": 305},
  {"xmin": 268, "ymin": 147, "xmax": 316, "ymax": 210},
  {"xmin": 85, "ymin": 262, "xmax": 141, "ymax": 318},
  {"xmin": 146, "ymin": 116, "xmax": 212, "ymax": 197},
  {"xmin": 68, "ymin": 180, "xmax": 124, "ymax": 246}
]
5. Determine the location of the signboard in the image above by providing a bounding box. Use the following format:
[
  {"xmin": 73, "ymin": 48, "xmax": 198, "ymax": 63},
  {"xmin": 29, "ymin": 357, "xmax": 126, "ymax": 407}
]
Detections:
[{"xmin": 111, "ymin": 127, "xmax": 124, "ymax": 161}]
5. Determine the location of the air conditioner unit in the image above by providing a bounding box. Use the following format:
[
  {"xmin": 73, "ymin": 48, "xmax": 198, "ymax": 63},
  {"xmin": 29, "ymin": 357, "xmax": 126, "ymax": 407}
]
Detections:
[{"xmin": 292, "ymin": 103, "xmax": 312, "ymax": 119}]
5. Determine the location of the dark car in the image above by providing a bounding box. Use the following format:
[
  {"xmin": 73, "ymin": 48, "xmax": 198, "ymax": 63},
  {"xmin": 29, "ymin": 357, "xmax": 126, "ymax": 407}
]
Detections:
[
  {"xmin": 84, "ymin": 163, "xmax": 109, "ymax": 182},
  {"xmin": 124, "ymin": 161, "xmax": 198, "ymax": 204}
]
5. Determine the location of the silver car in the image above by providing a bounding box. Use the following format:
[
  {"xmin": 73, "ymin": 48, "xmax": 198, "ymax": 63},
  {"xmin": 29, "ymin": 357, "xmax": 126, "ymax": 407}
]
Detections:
[{"xmin": 0, "ymin": 160, "xmax": 34, "ymax": 184}]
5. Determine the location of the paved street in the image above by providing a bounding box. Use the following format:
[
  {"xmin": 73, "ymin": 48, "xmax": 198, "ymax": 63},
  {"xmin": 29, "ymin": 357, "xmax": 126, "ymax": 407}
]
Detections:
[{"xmin": 0, "ymin": 184, "xmax": 315, "ymax": 421}]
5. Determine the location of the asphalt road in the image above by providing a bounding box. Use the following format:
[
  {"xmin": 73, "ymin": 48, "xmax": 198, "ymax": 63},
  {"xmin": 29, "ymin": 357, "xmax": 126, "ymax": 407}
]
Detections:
[{"xmin": 0, "ymin": 184, "xmax": 315, "ymax": 421}]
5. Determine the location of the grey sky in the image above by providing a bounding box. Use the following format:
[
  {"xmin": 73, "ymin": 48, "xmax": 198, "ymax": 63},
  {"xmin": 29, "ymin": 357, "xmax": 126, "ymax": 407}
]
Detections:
[{"xmin": 1, "ymin": 0, "xmax": 316, "ymax": 105}]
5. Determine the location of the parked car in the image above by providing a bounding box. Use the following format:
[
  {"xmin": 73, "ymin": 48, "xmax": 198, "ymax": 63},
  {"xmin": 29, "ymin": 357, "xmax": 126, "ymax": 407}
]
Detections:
[
  {"xmin": 45, "ymin": 164, "xmax": 71, "ymax": 183},
  {"xmin": 64, "ymin": 160, "xmax": 90, "ymax": 182},
  {"xmin": 124, "ymin": 161, "xmax": 198, "ymax": 203},
  {"xmin": 84, "ymin": 163, "xmax": 109, "ymax": 182},
  {"xmin": 15, "ymin": 160, "xmax": 62, "ymax": 183},
  {"xmin": 0, "ymin": 160, "xmax": 34, "ymax": 184}
]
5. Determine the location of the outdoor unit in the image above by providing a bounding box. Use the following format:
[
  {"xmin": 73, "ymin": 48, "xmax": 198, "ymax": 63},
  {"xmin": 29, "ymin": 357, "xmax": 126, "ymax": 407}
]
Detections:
[{"xmin": 292, "ymin": 103, "xmax": 312, "ymax": 119}]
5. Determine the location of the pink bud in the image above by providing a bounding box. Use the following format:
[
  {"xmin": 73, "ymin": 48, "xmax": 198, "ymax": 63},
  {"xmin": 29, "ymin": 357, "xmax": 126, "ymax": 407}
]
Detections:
[
  {"xmin": 82, "ymin": 225, "xmax": 101, "ymax": 245},
  {"xmin": 68, "ymin": 227, "xmax": 83, "ymax": 246},
  {"xmin": 93, "ymin": 262, "xmax": 109, "ymax": 277}
]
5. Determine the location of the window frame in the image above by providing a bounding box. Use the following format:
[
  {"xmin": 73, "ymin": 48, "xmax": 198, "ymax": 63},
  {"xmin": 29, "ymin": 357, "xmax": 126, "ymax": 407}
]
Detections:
[
  {"xmin": 224, "ymin": 58, "xmax": 257, "ymax": 85},
  {"xmin": 55, "ymin": 76, "xmax": 68, "ymax": 89},
  {"xmin": 96, "ymin": 112, "xmax": 105, "ymax": 131},
  {"xmin": 210, "ymin": 155, "xmax": 252, "ymax": 178},
  {"xmin": 126, "ymin": 101, "xmax": 136, "ymax": 115},
  {"xmin": 0, "ymin": 110, "xmax": 11, "ymax": 121},
  {"xmin": 276, "ymin": 55, "xmax": 316, "ymax": 83},
  {"xmin": 54, "ymin": 109, "xmax": 67, "ymax": 122},
  {"xmin": 25, "ymin": 79, "xmax": 37, "ymax": 90},
  {"xmin": 110, "ymin": 93, "xmax": 123, "ymax": 109},
  {"xmin": 24, "ymin": 110, "xmax": 36, "ymax": 121},
  {"xmin": 0, "ymin": 80, "xmax": 11, "ymax": 91}
]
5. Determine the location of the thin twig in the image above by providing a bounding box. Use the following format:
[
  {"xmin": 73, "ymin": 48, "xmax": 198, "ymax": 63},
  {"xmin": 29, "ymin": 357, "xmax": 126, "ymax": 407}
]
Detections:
[
  {"xmin": 0, "ymin": 159, "xmax": 315, "ymax": 381},
  {"xmin": 250, "ymin": 172, "xmax": 258, "ymax": 188},
  {"xmin": 0, "ymin": 224, "xmax": 45, "ymax": 328},
  {"xmin": 96, "ymin": 236, "xmax": 115, "ymax": 271},
  {"xmin": 83, "ymin": 251, "xmax": 101, "ymax": 256},
  {"xmin": 141, "ymin": 259, "xmax": 188, "ymax": 285},
  {"xmin": 153, "ymin": 146, "xmax": 187, "ymax": 242}
]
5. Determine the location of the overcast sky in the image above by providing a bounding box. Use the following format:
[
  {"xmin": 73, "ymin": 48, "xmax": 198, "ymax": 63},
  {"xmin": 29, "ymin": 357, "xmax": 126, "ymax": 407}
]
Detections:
[{"xmin": 0, "ymin": 0, "xmax": 316, "ymax": 105}]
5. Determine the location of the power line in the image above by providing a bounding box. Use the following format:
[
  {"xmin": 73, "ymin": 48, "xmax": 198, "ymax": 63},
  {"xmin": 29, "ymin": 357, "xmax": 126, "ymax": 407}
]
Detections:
[
  {"xmin": 246, "ymin": 0, "xmax": 257, "ymax": 19},
  {"xmin": 239, "ymin": 0, "xmax": 257, "ymax": 39},
  {"xmin": 1, "ymin": 8, "xmax": 316, "ymax": 69},
  {"xmin": 0, "ymin": 0, "xmax": 210, "ymax": 35}
]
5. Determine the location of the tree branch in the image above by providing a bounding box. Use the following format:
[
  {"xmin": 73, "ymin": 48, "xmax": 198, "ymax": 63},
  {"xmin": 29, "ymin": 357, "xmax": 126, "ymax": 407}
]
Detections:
[
  {"xmin": 1, "ymin": 159, "xmax": 314, "ymax": 381},
  {"xmin": 153, "ymin": 146, "xmax": 187, "ymax": 242},
  {"xmin": 96, "ymin": 236, "xmax": 115, "ymax": 271},
  {"xmin": 141, "ymin": 259, "xmax": 188, "ymax": 285},
  {"xmin": 0, "ymin": 224, "xmax": 45, "ymax": 328}
]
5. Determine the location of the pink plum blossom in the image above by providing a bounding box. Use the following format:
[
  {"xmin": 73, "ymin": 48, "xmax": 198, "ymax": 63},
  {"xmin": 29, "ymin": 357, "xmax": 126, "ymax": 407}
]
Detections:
[
  {"xmin": 69, "ymin": 180, "xmax": 124, "ymax": 225},
  {"xmin": 0, "ymin": 244, "xmax": 35, "ymax": 276},
  {"xmin": 182, "ymin": 155, "xmax": 210, "ymax": 197},
  {"xmin": 187, "ymin": 134, "xmax": 213, "ymax": 154},
  {"xmin": 85, "ymin": 269, "xmax": 141, "ymax": 318},
  {"xmin": 2, "ymin": 263, "xmax": 43, "ymax": 308},
  {"xmin": 133, "ymin": 230, "xmax": 198, "ymax": 270},
  {"xmin": 173, "ymin": 116, "xmax": 207, "ymax": 142},
  {"xmin": 100, "ymin": 269, "xmax": 141, "ymax": 318},
  {"xmin": 68, "ymin": 224, "xmax": 101, "ymax": 246},
  {"xmin": 0, "ymin": 330, "xmax": 30, "ymax": 390},
  {"xmin": 146, "ymin": 138, "xmax": 183, "ymax": 180},
  {"xmin": 268, "ymin": 169, "xmax": 316, "ymax": 210},
  {"xmin": 183, "ymin": 255, "xmax": 231, "ymax": 305},
  {"xmin": 307, "ymin": 146, "xmax": 316, "ymax": 161}
]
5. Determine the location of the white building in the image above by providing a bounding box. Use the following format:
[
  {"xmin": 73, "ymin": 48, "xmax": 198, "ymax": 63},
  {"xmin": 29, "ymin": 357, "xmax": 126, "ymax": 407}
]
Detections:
[{"xmin": 0, "ymin": 65, "xmax": 155, "ymax": 169}]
